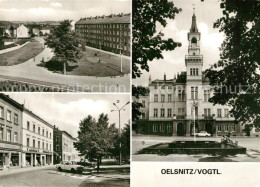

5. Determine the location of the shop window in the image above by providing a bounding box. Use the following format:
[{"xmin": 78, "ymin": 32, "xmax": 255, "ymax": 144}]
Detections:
[{"xmin": 11, "ymin": 153, "xmax": 19, "ymax": 166}]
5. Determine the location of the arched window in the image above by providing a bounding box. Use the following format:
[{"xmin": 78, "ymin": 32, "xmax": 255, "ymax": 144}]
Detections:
[{"xmin": 191, "ymin": 37, "xmax": 197, "ymax": 44}]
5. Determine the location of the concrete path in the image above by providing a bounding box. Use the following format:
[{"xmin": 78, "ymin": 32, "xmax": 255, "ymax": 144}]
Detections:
[{"xmin": 0, "ymin": 45, "xmax": 130, "ymax": 92}]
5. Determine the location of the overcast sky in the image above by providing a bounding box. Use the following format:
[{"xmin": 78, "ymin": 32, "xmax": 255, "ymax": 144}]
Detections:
[
  {"xmin": 134, "ymin": 0, "xmax": 224, "ymax": 86},
  {"xmin": 0, "ymin": 0, "xmax": 130, "ymax": 21},
  {"xmin": 7, "ymin": 93, "xmax": 130, "ymax": 138}
]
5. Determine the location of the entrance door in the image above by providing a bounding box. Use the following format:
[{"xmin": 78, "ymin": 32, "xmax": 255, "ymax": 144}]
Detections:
[
  {"xmin": 177, "ymin": 123, "xmax": 185, "ymax": 136},
  {"xmin": 205, "ymin": 123, "xmax": 212, "ymax": 135}
]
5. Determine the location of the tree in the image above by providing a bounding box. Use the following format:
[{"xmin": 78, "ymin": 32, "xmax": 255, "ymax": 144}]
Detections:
[
  {"xmin": 205, "ymin": 0, "xmax": 260, "ymax": 126},
  {"xmin": 120, "ymin": 123, "xmax": 130, "ymax": 161},
  {"xmin": 132, "ymin": 0, "xmax": 182, "ymax": 120},
  {"xmin": 74, "ymin": 114, "xmax": 116, "ymax": 172},
  {"xmin": 45, "ymin": 20, "xmax": 84, "ymax": 74}
]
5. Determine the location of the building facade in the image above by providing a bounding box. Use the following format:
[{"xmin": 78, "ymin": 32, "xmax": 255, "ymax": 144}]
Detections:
[
  {"xmin": 0, "ymin": 94, "xmax": 23, "ymax": 169},
  {"xmin": 53, "ymin": 126, "xmax": 79, "ymax": 164},
  {"xmin": 75, "ymin": 13, "xmax": 130, "ymax": 56},
  {"xmin": 21, "ymin": 109, "xmax": 53, "ymax": 167},
  {"xmin": 135, "ymin": 12, "xmax": 242, "ymax": 137},
  {"xmin": 16, "ymin": 24, "xmax": 30, "ymax": 38}
]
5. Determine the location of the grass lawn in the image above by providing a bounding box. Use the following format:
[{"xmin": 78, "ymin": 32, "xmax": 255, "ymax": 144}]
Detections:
[
  {"xmin": 42, "ymin": 47, "xmax": 130, "ymax": 77},
  {"xmin": 0, "ymin": 41, "xmax": 44, "ymax": 66}
]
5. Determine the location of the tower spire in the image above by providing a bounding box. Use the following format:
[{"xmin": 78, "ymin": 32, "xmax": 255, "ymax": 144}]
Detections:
[{"xmin": 190, "ymin": 4, "xmax": 198, "ymax": 32}]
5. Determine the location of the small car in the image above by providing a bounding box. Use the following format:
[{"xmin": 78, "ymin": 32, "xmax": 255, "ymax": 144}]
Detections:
[
  {"xmin": 56, "ymin": 161, "xmax": 84, "ymax": 173},
  {"xmin": 195, "ymin": 131, "xmax": 211, "ymax": 137}
]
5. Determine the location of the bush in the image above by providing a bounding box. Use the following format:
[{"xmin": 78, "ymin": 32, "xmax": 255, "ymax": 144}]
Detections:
[{"xmin": 45, "ymin": 58, "xmax": 64, "ymax": 72}]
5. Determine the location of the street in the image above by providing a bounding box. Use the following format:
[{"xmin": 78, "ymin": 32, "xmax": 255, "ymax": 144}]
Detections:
[
  {"xmin": 132, "ymin": 134, "xmax": 260, "ymax": 162},
  {"xmin": 0, "ymin": 165, "xmax": 130, "ymax": 187}
]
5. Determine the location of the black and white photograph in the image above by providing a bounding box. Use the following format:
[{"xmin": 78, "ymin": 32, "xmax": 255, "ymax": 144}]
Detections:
[
  {"xmin": 132, "ymin": 0, "xmax": 260, "ymax": 162},
  {"xmin": 0, "ymin": 0, "xmax": 130, "ymax": 92},
  {"xmin": 0, "ymin": 93, "xmax": 130, "ymax": 186}
]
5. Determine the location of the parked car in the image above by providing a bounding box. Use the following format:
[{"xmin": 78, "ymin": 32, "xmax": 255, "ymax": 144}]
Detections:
[
  {"xmin": 56, "ymin": 161, "xmax": 84, "ymax": 173},
  {"xmin": 195, "ymin": 131, "xmax": 211, "ymax": 137}
]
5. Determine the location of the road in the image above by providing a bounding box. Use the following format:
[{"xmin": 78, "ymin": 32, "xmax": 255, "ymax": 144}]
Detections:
[
  {"xmin": 0, "ymin": 38, "xmax": 130, "ymax": 92},
  {"xmin": 0, "ymin": 165, "xmax": 130, "ymax": 187},
  {"xmin": 132, "ymin": 134, "xmax": 260, "ymax": 162}
]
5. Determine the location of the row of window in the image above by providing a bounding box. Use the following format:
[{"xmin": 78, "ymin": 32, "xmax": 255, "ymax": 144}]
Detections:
[
  {"xmin": 152, "ymin": 108, "xmax": 230, "ymax": 118},
  {"xmin": 218, "ymin": 124, "xmax": 236, "ymax": 132},
  {"xmin": 0, "ymin": 127, "xmax": 18, "ymax": 143},
  {"xmin": 0, "ymin": 106, "xmax": 19, "ymax": 124},
  {"xmin": 77, "ymin": 23, "xmax": 130, "ymax": 29},
  {"xmin": 26, "ymin": 121, "xmax": 52, "ymax": 139},
  {"xmin": 152, "ymin": 124, "xmax": 172, "ymax": 133},
  {"xmin": 79, "ymin": 29, "xmax": 130, "ymax": 36},
  {"xmin": 190, "ymin": 68, "xmax": 199, "ymax": 76},
  {"xmin": 26, "ymin": 137, "xmax": 52, "ymax": 150}
]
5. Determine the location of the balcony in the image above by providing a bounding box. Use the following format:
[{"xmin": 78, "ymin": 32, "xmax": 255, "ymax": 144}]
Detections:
[{"xmin": 176, "ymin": 115, "xmax": 185, "ymax": 119}]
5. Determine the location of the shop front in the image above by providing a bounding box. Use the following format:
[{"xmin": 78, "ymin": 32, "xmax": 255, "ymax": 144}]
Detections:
[{"xmin": 0, "ymin": 142, "xmax": 22, "ymax": 169}]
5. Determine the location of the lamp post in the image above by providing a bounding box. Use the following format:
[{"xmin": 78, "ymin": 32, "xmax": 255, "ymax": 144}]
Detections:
[{"xmin": 111, "ymin": 101, "xmax": 130, "ymax": 165}]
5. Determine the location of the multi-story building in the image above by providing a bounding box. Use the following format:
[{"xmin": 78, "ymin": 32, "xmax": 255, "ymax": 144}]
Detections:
[
  {"xmin": 134, "ymin": 12, "xmax": 242, "ymax": 137},
  {"xmin": 0, "ymin": 94, "xmax": 23, "ymax": 169},
  {"xmin": 53, "ymin": 126, "xmax": 79, "ymax": 164},
  {"xmin": 75, "ymin": 13, "xmax": 130, "ymax": 56},
  {"xmin": 21, "ymin": 109, "xmax": 54, "ymax": 167}
]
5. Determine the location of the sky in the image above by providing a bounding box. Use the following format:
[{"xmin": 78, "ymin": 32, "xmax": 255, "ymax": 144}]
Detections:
[
  {"xmin": 0, "ymin": 0, "xmax": 130, "ymax": 21},
  {"xmin": 134, "ymin": 0, "xmax": 225, "ymax": 86},
  {"xmin": 7, "ymin": 93, "xmax": 130, "ymax": 138}
]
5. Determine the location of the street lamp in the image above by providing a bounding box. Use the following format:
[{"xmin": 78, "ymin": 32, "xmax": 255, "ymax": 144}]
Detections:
[{"xmin": 111, "ymin": 101, "xmax": 130, "ymax": 165}]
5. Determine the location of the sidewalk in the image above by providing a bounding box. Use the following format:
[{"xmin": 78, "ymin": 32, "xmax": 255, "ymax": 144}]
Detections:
[
  {"xmin": 0, "ymin": 42, "xmax": 30, "ymax": 54},
  {"xmin": 0, "ymin": 165, "xmax": 55, "ymax": 177}
]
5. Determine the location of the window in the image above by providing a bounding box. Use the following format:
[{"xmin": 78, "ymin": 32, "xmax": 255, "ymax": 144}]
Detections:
[
  {"xmin": 153, "ymin": 124, "xmax": 158, "ymax": 132},
  {"xmin": 142, "ymin": 100, "xmax": 145, "ymax": 107},
  {"xmin": 161, "ymin": 85, "xmax": 165, "ymax": 89},
  {"xmin": 50, "ymin": 133, "xmax": 52, "ymax": 139},
  {"xmin": 46, "ymin": 143, "xmax": 48, "ymax": 150},
  {"xmin": 161, "ymin": 94, "xmax": 165, "ymax": 102},
  {"xmin": 178, "ymin": 90, "xmax": 185, "ymax": 101},
  {"xmin": 46, "ymin": 131, "xmax": 48, "ymax": 137},
  {"xmin": 141, "ymin": 113, "xmax": 145, "ymax": 119},
  {"xmin": 42, "ymin": 142, "xmax": 45, "ymax": 149},
  {"xmin": 178, "ymin": 108, "xmax": 182, "ymax": 115},
  {"xmin": 204, "ymin": 108, "xmax": 211, "ymax": 117},
  {"xmin": 231, "ymin": 125, "xmax": 236, "ymax": 132},
  {"xmin": 27, "ymin": 138, "xmax": 30, "ymax": 147},
  {"xmin": 217, "ymin": 109, "xmax": 222, "ymax": 117},
  {"xmin": 168, "ymin": 86, "xmax": 172, "ymax": 89},
  {"xmin": 56, "ymin": 136, "xmax": 59, "ymax": 142},
  {"xmin": 7, "ymin": 130, "xmax": 11, "ymax": 141},
  {"xmin": 190, "ymin": 68, "xmax": 199, "ymax": 76},
  {"xmin": 14, "ymin": 113, "xmax": 18, "ymax": 124},
  {"xmin": 167, "ymin": 109, "xmax": 172, "ymax": 117},
  {"xmin": 14, "ymin": 132, "xmax": 18, "ymax": 143},
  {"xmin": 42, "ymin": 129, "xmax": 44, "ymax": 136},
  {"xmin": 27, "ymin": 121, "xmax": 30, "ymax": 130},
  {"xmin": 168, "ymin": 94, "xmax": 172, "ymax": 102},
  {"xmin": 154, "ymin": 109, "xmax": 158, "ymax": 117},
  {"xmin": 0, "ymin": 106, "xmax": 3, "ymax": 119},
  {"xmin": 191, "ymin": 87, "xmax": 198, "ymax": 99},
  {"xmin": 38, "ymin": 127, "xmax": 40, "ymax": 134},
  {"xmin": 160, "ymin": 109, "xmax": 165, "ymax": 117},
  {"xmin": 154, "ymin": 85, "xmax": 158, "ymax": 89},
  {"xmin": 50, "ymin": 144, "xmax": 51, "ymax": 150},
  {"xmin": 0, "ymin": 127, "xmax": 3, "ymax": 140},
  {"xmin": 154, "ymin": 94, "xmax": 158, "ymax": 102},
  {"xmin": 224, "ymin": 109, "xmax": 229, "ymax": 117},
  {"xmin": 33, "ymin": 124, "xmax": 35, "ymax": 132},
  {"xmin": 56, "ymin": 145, "xmax": 59, "ymax": 151},
  {"xmin": 7, "ymin": 110, "xmax": 11, "ymax": 122},
  {"xmin": 224, "ymin": 125, "xmax": 229, "ymax": 132},
  {"xmin": 204, "ymin": 90, "xmax": 210, "ymax": 102},
  {"xmin": 160, "ymin": 125, "xmax": 165, "ymax": 132},
  {"xmin": 218, "ymin": 125, "xmax": 222, "ymax": 132},
  {"xmin": 33, "ymin": 139, "xmax": 35, "ymax": 148},
  {"xmin": 38, "ymin": 141, "xmax": 40, "ymax": 149},
  {"xmin": 191, "ymin": 107, "xmax": 198, "ymax": 116},
  {"xmin": 167, "ymin": 125, "xmax": 172, "ymax": 133}
]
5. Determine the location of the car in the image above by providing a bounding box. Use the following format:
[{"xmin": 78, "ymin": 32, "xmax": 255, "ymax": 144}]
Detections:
[
  {"xmin": 56, "ymin": 161, "xmax": 84, "ymax": 173},
  {"xmin": 194, "ymin": 131, "xmax": 211, "ymax": 137}
]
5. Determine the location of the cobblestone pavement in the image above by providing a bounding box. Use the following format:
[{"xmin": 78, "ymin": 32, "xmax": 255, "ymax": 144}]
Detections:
[
  {"xmin": 0, "ymin": 165, "xmax": 130, "ymax": 187},
  {"xmin": 132, "ymin": 134, "xmax": 260, "ymax": 162}
]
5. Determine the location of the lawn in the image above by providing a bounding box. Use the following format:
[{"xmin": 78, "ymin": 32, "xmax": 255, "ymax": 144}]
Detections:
[
  {"xmin": 41, "ymin": 47, "xmax": 130, "ymax": 77},
  {"xmin": 0, "ymin": 41, "xmax": 44, "ymax": 66}
]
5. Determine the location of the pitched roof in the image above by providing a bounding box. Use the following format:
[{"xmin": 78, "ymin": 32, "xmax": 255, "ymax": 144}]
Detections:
[{"xmin": 76, "ymin": 13, "xmax": 130, "ymax": 25}]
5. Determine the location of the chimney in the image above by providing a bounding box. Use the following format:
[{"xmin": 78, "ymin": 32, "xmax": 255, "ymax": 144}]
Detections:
[{"xmin": 164, "ymin": 73, "xmax": 166, "ymax": 81}]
